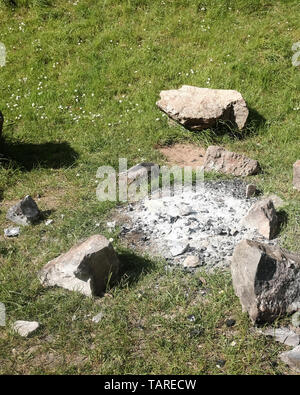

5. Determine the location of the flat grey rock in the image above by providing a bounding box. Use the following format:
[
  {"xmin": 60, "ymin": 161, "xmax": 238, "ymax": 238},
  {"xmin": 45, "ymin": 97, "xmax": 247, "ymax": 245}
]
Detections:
[
  {"xmin": 260, "ymin": 327, "xmax": 300, "ymax": 347},
  {"xmin": 13, "ymin": 321, "xmax": 39, "ymax": 337},
  {"xmin": 4, "ymin": 227, "xmax": 20, "ymax": 237},
  {"xmin": 204, "ymin": 146, "xmax": 260, "ymax": 177}
]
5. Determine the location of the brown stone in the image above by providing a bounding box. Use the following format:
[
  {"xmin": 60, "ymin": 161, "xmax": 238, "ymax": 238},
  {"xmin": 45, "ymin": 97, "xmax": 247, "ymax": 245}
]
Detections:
[
  {"xmin": 156, "ymin": 86, "xmax": 249, "ymax": 131},
  {"xmin": 203, "ymin": 146, "xmax": 260, "ymax": 177}
]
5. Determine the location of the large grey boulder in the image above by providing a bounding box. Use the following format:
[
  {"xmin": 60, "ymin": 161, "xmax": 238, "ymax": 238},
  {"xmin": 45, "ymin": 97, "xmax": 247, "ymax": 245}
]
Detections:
[
  {"xmin": 39, "ymin": 235, "xmax": 120, "ymax": 297},
  {"xmin": 6, "ymin": 195, "xmax": 41, "ymax": 226},
  {"xmin": 156, "ymin": 86, "xmax": 249, "ymax": 131},
  {"xmin": 203, "ymin": 146, "xmax": 260, "ymax": 177},
  {"xmin": 231, "ymin": 239, "xmax": 300, "ymax": 325},
  {"xmin": 279, "ymin": 346, "xmax": 300, "ymax": 373},
  {"xmin": 241, "ymin": 198, "xmax": 279, "ymax": 240}
]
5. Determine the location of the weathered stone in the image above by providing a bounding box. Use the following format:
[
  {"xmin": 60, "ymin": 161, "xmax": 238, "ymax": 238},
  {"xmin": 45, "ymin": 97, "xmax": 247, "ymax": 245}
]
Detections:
[
  {"xmin": 279, "ymin": 346, "xmax": 300, "ymax": 372},
  {"xmin": 293, "ymin": 160, "xmax": 300, "ymax": 191},
  {"xmin": 183, "ymin": 255, "xmax": 201, "ymax": 268},
  {"xmin": 0, "ymin": 110, "xmax": 3, "ymax": 138},
  {"xmin": 246, "ymin": 184, "xmax": 257, "ymax": 199},
  {"xmin": 259, "ymin": 327, "xmax": 300, "ymax": 347},
  {"xmin": 203, "ymin": 146, "xmax": 260, "ymax": 177},
  {"xmin": 156, "ymin": 86, "xmax": 249, "ymax": 131},
  {"xmin": 4, "ymin": 226, "xmax": 20, "ymax": 237},
  {"xmin": 6, "ymin": 195, "xmax": 41, "ymax": 226},
  {"xmin": 38, "ymin": 235, "xmax": 120, "ymax": 297},
  {"xmin": 231, "ymin": 239, "xmax": 300, "ymax": 324},
  {"xmin": 241, "ymin": 198, "xmax": 279, "ymax": 239},
  {"xmin": 13, "ymin": 321, "xmax": 39, "ymax": 337}
]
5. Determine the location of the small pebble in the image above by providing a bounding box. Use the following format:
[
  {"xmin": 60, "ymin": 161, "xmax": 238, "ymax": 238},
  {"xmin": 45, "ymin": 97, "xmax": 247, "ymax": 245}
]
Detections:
[{"xmin": 4, "ymin": 227, "xmax": 20, "ymax": 237}]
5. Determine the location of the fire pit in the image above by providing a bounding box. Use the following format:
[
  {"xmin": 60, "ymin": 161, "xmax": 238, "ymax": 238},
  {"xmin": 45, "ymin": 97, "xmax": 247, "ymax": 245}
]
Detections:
[{"xmin": 116, "ymin": 180, "xmax": 277, "ymax": 270}]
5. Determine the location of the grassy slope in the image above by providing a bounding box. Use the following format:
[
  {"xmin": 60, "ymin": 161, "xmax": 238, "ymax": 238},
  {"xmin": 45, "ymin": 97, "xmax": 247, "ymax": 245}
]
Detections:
[{"xmin": 0, "ymin": 0, "xmax": 299, "ymax": 374}]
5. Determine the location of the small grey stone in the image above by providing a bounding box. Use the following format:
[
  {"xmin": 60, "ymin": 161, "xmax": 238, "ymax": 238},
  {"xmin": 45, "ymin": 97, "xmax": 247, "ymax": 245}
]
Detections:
[
  {"xmin": 170, "ymin": 243, "xmax": 189, "ymax": 257},
  {"xmin": 92, "ymin": 312, "xmax": 104, "ymax": 323},
  {"xmin": 106, "ymin": 221, "xmax": 116, "ymax": 229},
  {"xmin": 45, "ymin": 219, "xmax": 54, "ymax": 226},
  {"xmin": 187, "ymin": 315, "xmax": 196, "ymax": 322},
  {"xmin": 13, "ymin": 321, "xmax": 39, "ymax": 337},
  {"xmin": 4, "ymin": 227, "xmax": 20, "ymax": 237},
  {"xmin": 7, "ymin": 195, "xmax": 40, "ymax": 226}
]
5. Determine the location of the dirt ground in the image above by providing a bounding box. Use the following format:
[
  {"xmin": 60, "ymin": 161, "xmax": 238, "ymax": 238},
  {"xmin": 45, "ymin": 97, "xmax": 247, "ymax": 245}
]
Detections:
[{"xmin": 158, "ymin": 144, "xmax": 206, "ymax": 169}]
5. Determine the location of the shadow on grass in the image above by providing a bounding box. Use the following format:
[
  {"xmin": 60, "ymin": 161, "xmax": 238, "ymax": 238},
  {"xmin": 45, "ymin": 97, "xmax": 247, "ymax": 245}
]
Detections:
[
  {"xmin": 277, "ymin": 209, "xmax": 289, "ymax": 235},
  {"xmin": 116, "ymin": 249, "xmax": 158, "ymax": 289},
  {"xmin": 0, "ymin": 141, "xmax": 79, "ymax": 170},
  {"xmin": 212, "ymin": 107, "xmax": 266, "ymax": 140}
]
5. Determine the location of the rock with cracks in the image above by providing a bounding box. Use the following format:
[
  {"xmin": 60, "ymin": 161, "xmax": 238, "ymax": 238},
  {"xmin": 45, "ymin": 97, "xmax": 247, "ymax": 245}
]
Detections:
[
  {"xmin": 6, "ymin": 195, "xmax": 41, "ymax": 226},
  {"xmin": 231, "ymin": 239, "xmax": 300, "ymax": 325},
  {"xmin": 203, "ymin": 146, "xmax": 260, "ymax": 177},
  {"xmin": 156, "ymin": 86, "xmax": 249, "ymax": 131},
  {"xmin": 241, "ymin": 198, "xmax": 279, "ymax": 240},
  {"xmin": 39, "ymin": 235, "xmax": 120, "ymax": 297}
]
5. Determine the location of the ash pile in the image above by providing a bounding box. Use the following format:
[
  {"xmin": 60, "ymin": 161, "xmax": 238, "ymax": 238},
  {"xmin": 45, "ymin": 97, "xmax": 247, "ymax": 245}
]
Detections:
[{"xmin": 117, "ymin": 180, "xmax": 278, "ymax": 270}]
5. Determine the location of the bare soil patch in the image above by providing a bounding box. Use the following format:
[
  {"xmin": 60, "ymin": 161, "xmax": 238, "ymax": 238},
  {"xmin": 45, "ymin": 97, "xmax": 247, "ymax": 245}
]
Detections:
[{"xmin": 158, "ymin": 144, "xmax": 206, "ymax": 168}]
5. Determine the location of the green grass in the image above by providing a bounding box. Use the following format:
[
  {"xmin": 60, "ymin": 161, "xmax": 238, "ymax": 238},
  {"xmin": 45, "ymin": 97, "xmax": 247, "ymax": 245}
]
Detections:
[{"xmin": 0, "ymin": 0, "xmax": 299, "ymax": 374}]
